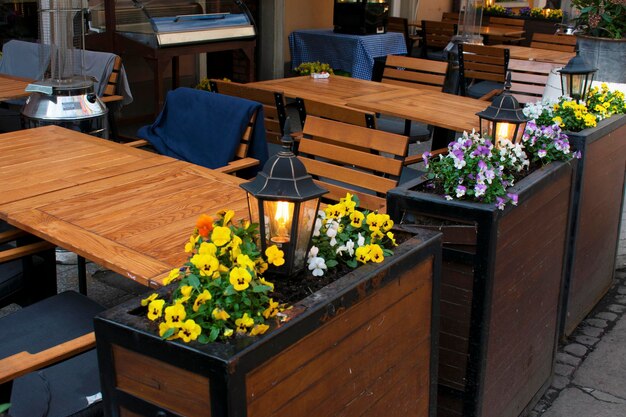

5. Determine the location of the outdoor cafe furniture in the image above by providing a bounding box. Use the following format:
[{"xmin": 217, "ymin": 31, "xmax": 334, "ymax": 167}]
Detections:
[
  {"xmin": 492, "ymin": 44, "xmax": 575, "ymax": 65},
  {"xmin": 288, "ymin": 29, "xmax": 407, "ymax": 80}
]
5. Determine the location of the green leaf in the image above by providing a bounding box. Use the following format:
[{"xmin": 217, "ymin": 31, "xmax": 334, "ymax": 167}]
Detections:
[
  {"xmin": 346, "ymin": 259, "xmax": 358, "ymax": 268},
  {"xmin": 224, "ymin": 286, "xmax": 237, "ymax": 296},
  {"xmin": 326, "ymin": 259, "xmax": 338, "ymax": 268},
  {"xmin": 0, "ymin": 404, "xmax": 11, "ymax": 413},
  {"xmin": 209, "ymin": 327, "xmax": 220, "ymax": 342},
  {"xmin": 161, "ymin": 327, "xmax": 176, "ymax": 340},
  {"xmin": 243, "ymin": 297, "xmax": 252, "ymax": 306},
  {"xmin": 253, "ymin": 284, "xmax": 271, "ymax": 293},
  {"xmin": 186, "ymin": 274, "xmax": 201, "ymax": 289},
  {"xmin": 198, "ymin": 334, "xmax": 210, "ymax": 344},
  {"xmin": 383, "ymin": 249, "xmax": 394, "ymax": 257}
]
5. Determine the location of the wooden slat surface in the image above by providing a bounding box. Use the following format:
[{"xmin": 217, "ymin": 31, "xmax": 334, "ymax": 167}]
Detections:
[
  {"xmin": 0, "ymin": 126, "xmax": 174, "ymax": 215},
  {"xmin": 346, "ymin": 89, "xmax": 484, "ymax": 132},
  {"xmin": 492, "ymin": 44, "xmax": 574, "ymax": 65},
  {"xmin": 0, "ymin": 73, "xmax": 32, "ymax": 101}
]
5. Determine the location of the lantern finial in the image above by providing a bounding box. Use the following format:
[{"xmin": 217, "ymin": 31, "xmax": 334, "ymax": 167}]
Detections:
[{"xmin": 280, "ymin": 117, "xmax": 294, "ymax": 152}]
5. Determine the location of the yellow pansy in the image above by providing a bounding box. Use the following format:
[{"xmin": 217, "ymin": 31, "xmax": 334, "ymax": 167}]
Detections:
[
  {"xmin": 387, "ymin": 231, "xmax": 397, "ymax": 246},
  {"xmin": 141, "ymin": 293, "xmax": 158, "ymax": 307},
  {"xmin": 259, "ymin": 277, "xmax": 274, "ymax": 291},
  {"xmin": 263, "ymin": 298, "xmax": 279, "ymax": 319},
  {"xmin": 371, "ymin": 228, "xmax": 384, "ymax": 240},
  {"xmin": 250, "ymin": 323, "xmax": 270, "ymax": 336},
  {"xmin": 235, "ymin": 313, "xmax": 254, "ymax": 333},
  {"xmin": 184, "ymin": 234, "xmax": 200, "ymax": 253},
  {"xmin": 211, "ymin": 226, "xmax": 231, "ymax": 247},
  {"xmin": 230, "ymin": 234, "xmax": 243, "ymax": 259},
  {"xmin": 369, "ymin": 244, "xmax": 385, "ymax": 263},
  {"xmin": 256, "ymin": 259, "xmax": 269, "ymax": 274},
  {"xmin": 553, "ymin": 116, "xmax": 564, "ymax": 127},
  {"xmin": 236, "ymin": 254, "xmax": 256, "ymax": 270},
  {"xmin": 339, "ymin": 193, "xmax": 357, "ymax": 213},
  {"xmin": 164, "ymin": 303, "xmax": 186, "ymax": 327},
  {"xmin": 193, "ymin": 289, "xmax": 212, "ymax": 312},
  {"xmin": 190, "ymin": 253, "xmax": 219, "ymax": 277},
  {"xmin": 355, "ymin": 246, "xmax": 371, "ymax": 264},
  {"xmin": 198, "ymin": 242, "xmax": 217, "ymax": 256},
  {"xmin": 325, "ymin": 203, "xmax": 345, "ymax": 220},
  {"xmin": 229, "ymin": 266, "xmax": 252, "ymax": 291},
  {"xmin": 159, "ymin": 322, "xmax": 179, "ymax": 340},
  {"xmin": 163, "ymin": 268, "xmax": 182, "ymax": 285},
  {"xmin": 212, "ymin": 307, "xmax": 230, "ymax": 321},
  {"xmin": 366, "ymin": 212, "xmax": 380, "ymax": 229},
  {"xmin": 265, "ymin": 245, "xmax": 285, "ymax": 266},
  {"xmin": 147, "ymin": 299, "xmax": 165, "ymax": 321},
  {"xmin": 223, "ymin": 328, "xmax": 234, "ymax": 338},
  {"xmin": 350, "ymin": 211, "xmax": 364, "ymax": 228},
  {"xmin": 178, "ymin": 319, "xmax": 202, "ymax": 343},
  {"xmin": 177, "ymin": 285, "xmax": 193, "ymax": 304},
  {"xmin": 219, "ymin": 209, "xmax": 235, "ymax": 225}
]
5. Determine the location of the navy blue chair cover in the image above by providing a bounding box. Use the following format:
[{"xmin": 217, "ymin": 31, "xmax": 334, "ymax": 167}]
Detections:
[{"xmin": 137, "ymin": 87, "xmax": 268, "ymax": 171}]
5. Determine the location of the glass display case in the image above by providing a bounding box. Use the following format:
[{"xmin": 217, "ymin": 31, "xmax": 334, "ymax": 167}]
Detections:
[{"xmin": 88, "ymin": 0, "xmax": 255, "ymax": 48}]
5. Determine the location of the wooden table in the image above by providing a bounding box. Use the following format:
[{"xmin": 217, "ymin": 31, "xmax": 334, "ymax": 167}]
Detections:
[
  {"xmin": 250, "ymin": 75, "xmax": 404, "ymax": 106},
  {"xmin": 346, "ymin": 88, "xmax": 485, "ymax": 133},
  {"xmin": 0, "ymin": 126, "xmax": 249, "ymax": 287},
  {"xmin": 493, "ymin": 44, "xmax": 574, "ymax": 65},
  {"xmin": 0, "ymin": 74, "xmax": 32, "ymax": 101}
]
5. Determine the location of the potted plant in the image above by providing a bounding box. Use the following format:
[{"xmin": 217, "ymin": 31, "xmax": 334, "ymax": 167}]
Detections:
[
  {"xmin": 524, "ymin": 87, "xmax": 626, "ymax": 336},
  {"xmin": 387, "ymin": 128, "xmax": 576, "ymax": 417},
  {"xmin": 293, "ymin": 61, "xmax": 333, "ymax": 78},
  {"xmin": 571, "ymin": 0, "xmax": 626, "ymax": 83},
  {"xmin": 95, "ymin": 199, "xmax": 441, "ymax": 417}
]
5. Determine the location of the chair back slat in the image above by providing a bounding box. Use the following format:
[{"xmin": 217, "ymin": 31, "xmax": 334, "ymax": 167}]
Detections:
[
  {"xmin": 295, "ymin": 98, "xmax": 377, "ymax": 129},
  {"xmin": 458, "ymin": 43, "xmax": 509, "ymax": 96},
  {"xmin": 530, "ymin": 33, "xmax": 576, "ymax": 52},
  {"xmin": 102, "ymin": 55, "xmax": 122, "ymax": 98},
  {"xmin": 489, "ymin": 17, "xmax": 525, "ymax": 28},
  {"xmin": 210, "ymin": 79, "xmax": 287, "ymax": 145},
  {"xmin": 421, "ymin": 20, "xmax": 457, "ymax": 53},
  {"xmin": 506, "ymin": 58, "xmax": 555, "ymax": 104},
  {"xmin": 387, "ymin": 16, "xmax": 415, "ymax": 52},
  {"xmin": 382, "ymin": 55, "xmax": 448, "ymax": 91},
  {"xmin": 300, "ymin": 116, "xmax": 410, "ymax": 212}
]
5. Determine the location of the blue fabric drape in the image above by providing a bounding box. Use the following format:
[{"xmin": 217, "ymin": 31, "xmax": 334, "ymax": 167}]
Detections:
[{"xmin": 138, "ymin": 87, "xmax": 268, "ymax": 170}]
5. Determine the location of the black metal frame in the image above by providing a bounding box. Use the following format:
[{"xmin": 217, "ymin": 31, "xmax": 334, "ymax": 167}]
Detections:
[
  {"xmin": 457, "ymin": 43, "xmax": 510, "ymax": 98},
  {"xmin": 387, "ymin": 160, "xmax": 574, "ymax": 417},
  {"xmin": 95, "ymin": 228, "xmax": 442, "ymax": 417}
]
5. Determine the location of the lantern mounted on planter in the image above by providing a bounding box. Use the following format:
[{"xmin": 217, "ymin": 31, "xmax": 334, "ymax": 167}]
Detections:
[
  {"xmin": 476, "ymin": 72, "xmax": 529, "ymax": 148},
  {"xmin": 240, "ymin": 119, "xmax": 328, "ymax": 277},
  {"xmin": 558, "ymin": 49, "xmax": 598, "ymax": 103}
]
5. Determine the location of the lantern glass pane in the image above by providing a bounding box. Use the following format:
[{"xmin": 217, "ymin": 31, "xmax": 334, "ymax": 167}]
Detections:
[
  {"xmin": 514, "ymin": 122, "xmax": 526, "ymax": 143},
  {"xmin": 494, "ymin": 121, "xmax": 517, "ymax": 147},
  {"xmin": 293, "ymin": 198, "xmax": 320, "ymax": 269},
  {"xmin": 264, "ymin": 200, "xmax": 295, "ymax": 245},
  {"xmin": 571, "ymin": 73, "xmax": 584, "ymax": 101},
  {"xmin": 246, "ymin": 193, "xmax": 260, "ymax": 225}
]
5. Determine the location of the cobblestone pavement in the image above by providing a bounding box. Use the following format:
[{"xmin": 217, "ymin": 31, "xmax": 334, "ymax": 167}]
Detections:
[{"xmin": 532, "ymin": 269, "xmax": 626, "ymax": 416}]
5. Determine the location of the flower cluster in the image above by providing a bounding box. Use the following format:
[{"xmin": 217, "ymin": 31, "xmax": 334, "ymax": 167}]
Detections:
[
  {"xmin": 522, "ymin": 121, "xmax": 579, "ymax": 164},
  {"xmin": 572, "ymin": 0, "xmax": 626, "ymax": 39},
  {"xmin": 294, "ymin": 61, "xmax": 334, "ymax": 76},
  {"xmin": 553, "ymin": 99, "xmax": 598, "ymax": 130},
  {"xmin": 423, "ymin": 131, "xmax": 529, "ymax": 210},
  {"xmin": 307, "ymin": 193, "xmax": 397, "ymax": 276},
  {"xmin": 481, "ymin": 4, "xmax": 514, "ymax": 16},
  {"xmin": 586, "ymin": 83, "xmax": 626, "ymax": 120},
  {"xmin": 143, "ymin": 210, "xmax": 284, "ymax": 343}
]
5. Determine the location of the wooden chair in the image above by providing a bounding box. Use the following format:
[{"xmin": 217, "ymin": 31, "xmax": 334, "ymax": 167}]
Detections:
[
  {"xmin": 387, "ymin": 16, "xmax": 420, "ymax": 55},
  {"xmin": 458, "ymin": 43, "xmax": 510, "ymax": 98},
  {"xmin": 99, "ymin": 55, "xmax": 127, "ymax": 141},
  {"xmin": 299, "ymin": 116, "xmax": 409, "ymax": 212},
  {"xmin": 441, "ymin": 12, "xmax": 462, "ymax": 24},
  {"xmin": 420, "ymin": 20, "xmax": 457, "ymax": 61},
  {"xmin": 210, "ymin": 79, "xmax": 287, "ymax": 145},
  {"xmin": 295, "ymin": 97, "xmax": 377, "ymax": 129},
  {"xmin": 530, "ymin": 33, "xmax": 577, "ymax": 52},
  {"xmin": 486, "ymin": 17, "xmax": 526, "ymax": 45},
  {"xmin": 480, "ymin": 59, "xmax": 556, "ymax": 105}
]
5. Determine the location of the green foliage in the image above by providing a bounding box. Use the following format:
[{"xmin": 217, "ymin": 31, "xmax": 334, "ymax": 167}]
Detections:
[
  {"xmin": 572, "ymin": 0, "xmax": 626, "ymax": 39},
  {"xmin": 294, "ymin": 61, "xmax": 334, "ymax": 76}
]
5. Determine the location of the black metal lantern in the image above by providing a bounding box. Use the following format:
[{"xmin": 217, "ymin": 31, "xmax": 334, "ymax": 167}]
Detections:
[
  {"xmin": 558, "ymin": 49, "xmax": 598, "ymax": 103},
  {"xmin": 476, "ymin": 72, "xmax": 530, "ymax": 148},
  {"xmin": 240, "ymin": 121, "xmax": 328, "ymax": 276}
]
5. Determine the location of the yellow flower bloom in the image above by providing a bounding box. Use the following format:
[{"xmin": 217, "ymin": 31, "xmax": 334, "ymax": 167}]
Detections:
[
  {"xmin": 229, "ymin": 266, "xmax": 252, "ymax": 291},
  {"xmin": 250, "ymin": 323, "xmax": 270, "ymax": 336},
  {"xmin": 191, "ymin": 253, "xmax": 219, "ymax": 277},
  {"xmin": 164, "ymin": 303, "xmax": 186, "ymax": 327},
  {"xmin": 259, "ymin": 277, "xmax": 274, "ymax": 291},
  {"xmin": 355, "ymin": 246, "xmax": 371, "ymax": 264},
  {"xmin": 387, "ymin": 231, "xmax": 397, "ymax": 246},
  {"xmin": 147, "ymin": 299, "xmax": 165, "ymax": 321},
  {"xmin": 163, "ymin": 268, "xmax": 182, "ymax": 285},
  {"xmin": 263, "ymin": 298, "xmax": 279, "ymax": 319},
  {"xmin": 141, "ymin": 293, "xmax": 158, "ymax": 307},
  {"xmin": 265, "ymin": 245, "xmax": 285, "ymax": 266},
  {"xmin": 212, "ymin": 307, "xmax": 230, "ymax": 321},
  {"xmin": 339, "ymin": 193, "xmax": 357, "ymax": 213},
  {"xmin": 256, "ymin": 259, "xmax": 269, "ymax": 274},
  {"xmin": 325, "ymin": 203, "xmax": 345, "ymax": 220},
  {"xmin": 379, "ymin": 214, "xmax": 393, "ymax": 232},
  {"xmin": 177, "ymin": 319, "xmax": 202, "ymax": 343},
  {"xmin": 553, "ymin": 116, "xmax": 564, "ymax": 128},
  {"xmin": 193, "ymin": 289, "xmax": 212, "ymax": 312},
  {"xmin": 235, "ymin": 313, "xmax": 254, "ymax": 333},
  {"xmin": 236, "ymin": 254, "xmax": 256, "ymax": 270},
  {"xmin": 177, "ymin": 285, "xmax": 193, "ymax": 304},
  {"xmin": 198, "ymin": 242, "xmax": 217, "ymax": 256},
  {"xmin": 211, "ymin": 226, "xmax": 231, "ymax": 247},
  {"xmin": 223, "ymin": 328, "xmax": 234, "ymax": 337},
  {"xmin": 159, "ymin": 322, "xmax": 179, "ymax": 340},
  {"xmin": 219, "ymin": 209, "xmax": 235, "ymax": 225},
  {"xmin": 366, "ymin": 212, "xmax": 380, "ymax": 229},
  {"xmin": 350, "ymin": 211, "xmax": 364, "ymax": 228},
  {"xmin": 369, "ymin": 244, "xmax": 385, "ymax": 263},
  {"xmin": 371, "ymin": 228, "xmax": 384, "ymax": 240},
  {"xmin": 184, "ymin": 234, "xmax": 200, "ymax": 253}
]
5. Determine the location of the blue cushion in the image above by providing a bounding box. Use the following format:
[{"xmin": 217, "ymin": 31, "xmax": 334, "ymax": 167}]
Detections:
[{"xmin": 467, "ymin": 81, "xmax": 504, "ymax": 99}]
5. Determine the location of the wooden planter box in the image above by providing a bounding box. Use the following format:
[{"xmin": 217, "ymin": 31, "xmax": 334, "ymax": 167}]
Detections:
[
  {"xmin": 561, "ymin": 115, "xmax": 626, "ymax": 336},
  {"xmin": 387, "ymin": 161, "xmax": 575, "ymax": 417},
  {"xmin": 94, "ymin": 228, "xmax": 441, "ymax": 417}
]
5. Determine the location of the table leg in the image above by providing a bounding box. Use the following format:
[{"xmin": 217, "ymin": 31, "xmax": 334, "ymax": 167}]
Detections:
[
  {"xmin": 78, "ymin": 256, "xmax": 87, "ymax": 296},
  {"xmin": 145, "ymin": 56, "xmax": 172, "ymax": 117},
  {"xmin": 431, "ymin": 126, "xmax": 457, "ymax": 150}
]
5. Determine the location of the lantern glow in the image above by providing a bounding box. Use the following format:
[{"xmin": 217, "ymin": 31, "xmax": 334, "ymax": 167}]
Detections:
[{"xmin": 559, "ymin": 49, "xmax": 597, "ymax": 103}]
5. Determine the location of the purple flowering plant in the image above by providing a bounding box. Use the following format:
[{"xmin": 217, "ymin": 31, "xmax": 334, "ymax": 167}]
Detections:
[
  {"xmin": 522, "ymin": 121, "xmax": 579, "ymax": 164},
  {"xmin": 423, "ymin": 131, "xmax": 529, "ymax": 210}
]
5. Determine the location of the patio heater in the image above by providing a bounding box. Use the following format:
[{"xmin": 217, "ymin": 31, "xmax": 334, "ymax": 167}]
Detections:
[{"xmin": 21, "ymin": 0, "xmax": 108, "ymax": 138}]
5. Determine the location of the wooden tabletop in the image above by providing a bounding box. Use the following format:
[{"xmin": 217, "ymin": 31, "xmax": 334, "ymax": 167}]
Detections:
[
  {"xmin": 0, "ymin": 126, "xmax": 173, "ymax": 215},
  {"xmin": 346, "ymin": 88, "xmax": 485, "ymax": 133},
  {"xmin": 0, "ymin": 74, "xmax": 33, "ymax": 101},
  {"xmin": 249, "ymin": 75, "xmax": 404, "ymax": 105},
  {"xmin": 0, "ymin": 126, "xmax": 249, "ymax": 287},
  {"xmin": 492, "ymin": 45, "xmax": 574, "ymax": 65}
]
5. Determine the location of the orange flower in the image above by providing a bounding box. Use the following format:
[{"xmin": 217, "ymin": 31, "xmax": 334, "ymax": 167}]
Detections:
[{"xmin": 196, "ymin": 214, "xmax": 214, "ymax": 238}]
